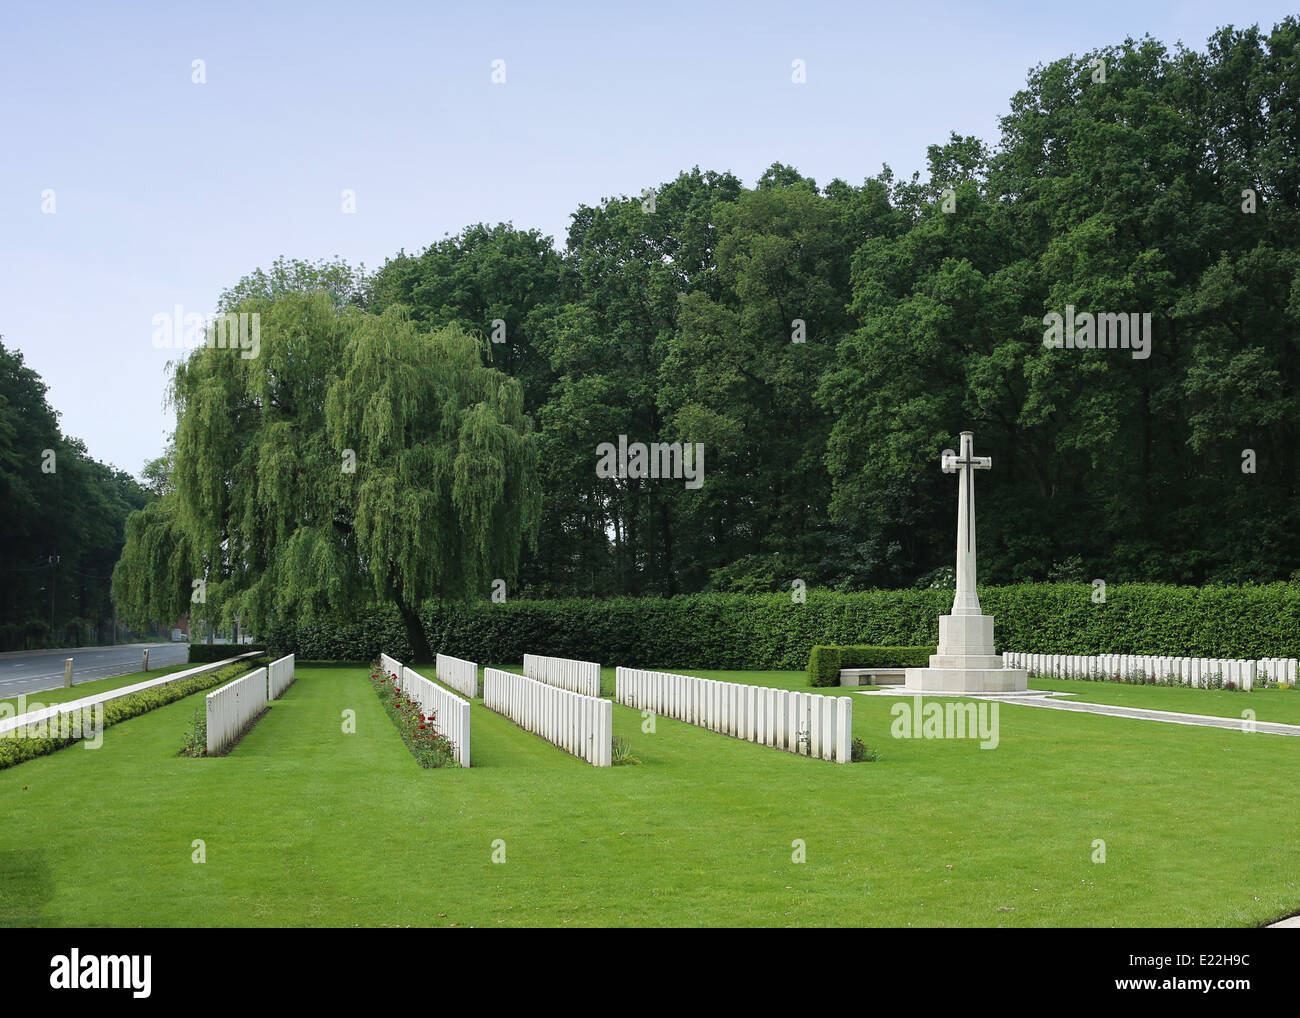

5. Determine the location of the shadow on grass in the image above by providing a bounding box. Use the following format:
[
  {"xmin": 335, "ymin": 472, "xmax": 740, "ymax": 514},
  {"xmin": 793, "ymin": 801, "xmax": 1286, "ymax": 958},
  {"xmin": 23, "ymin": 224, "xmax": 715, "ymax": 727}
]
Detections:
[{"xmin": 0, "ymin": 849, "xmax": 54, "ymax": 927}]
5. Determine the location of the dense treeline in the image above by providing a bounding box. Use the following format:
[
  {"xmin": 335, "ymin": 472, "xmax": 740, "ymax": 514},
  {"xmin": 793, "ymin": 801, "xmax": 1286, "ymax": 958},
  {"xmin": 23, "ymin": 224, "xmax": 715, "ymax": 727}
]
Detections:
[
  {"xmin": 112, "ymin": 21, "xmax": 1300, "ymax": 640},
  {"xmin": 0, "ymin": 340, "xmax": 149, "ymax": 649},
  {"xmin": 370, "ymin": 22, "xmax": 1300, "ymax": 595}
]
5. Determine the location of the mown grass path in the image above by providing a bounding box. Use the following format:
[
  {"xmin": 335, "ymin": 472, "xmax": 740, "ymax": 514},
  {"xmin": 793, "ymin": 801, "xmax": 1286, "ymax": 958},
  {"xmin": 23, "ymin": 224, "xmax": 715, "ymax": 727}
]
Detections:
[{"xmin": 1, "ymin": 663, "xmax": 1297, "ymax": 927}]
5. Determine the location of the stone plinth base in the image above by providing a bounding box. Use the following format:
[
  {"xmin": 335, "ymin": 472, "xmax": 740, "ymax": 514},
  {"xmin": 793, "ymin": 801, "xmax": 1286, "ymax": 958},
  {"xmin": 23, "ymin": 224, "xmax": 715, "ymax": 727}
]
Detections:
[
  {"xmin": 905, "ymin": 611, "xmax": 1027, "ymax": 693},
  {"xmin": 904, "ymin": 666, "xmax": 1028, "ymax": 693}
]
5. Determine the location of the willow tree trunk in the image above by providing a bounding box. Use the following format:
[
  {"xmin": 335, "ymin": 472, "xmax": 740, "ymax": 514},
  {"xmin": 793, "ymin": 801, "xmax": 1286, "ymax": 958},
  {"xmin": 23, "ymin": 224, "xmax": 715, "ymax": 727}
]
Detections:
[{"xmin": 395, "ymin": 598, "xmax": 434, "ymax": 664}]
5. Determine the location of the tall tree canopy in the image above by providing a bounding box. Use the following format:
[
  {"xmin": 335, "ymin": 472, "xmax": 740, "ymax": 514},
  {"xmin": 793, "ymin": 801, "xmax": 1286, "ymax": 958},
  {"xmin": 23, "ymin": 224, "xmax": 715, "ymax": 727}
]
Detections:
[{"xmin": 825, "ymin": 22, "xmax": 1300, "ymax": 586}]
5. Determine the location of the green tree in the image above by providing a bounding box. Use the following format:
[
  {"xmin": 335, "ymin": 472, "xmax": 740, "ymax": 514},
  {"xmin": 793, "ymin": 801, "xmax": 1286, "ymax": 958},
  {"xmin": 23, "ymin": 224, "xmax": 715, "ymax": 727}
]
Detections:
[
  {"xmin": 113, "ymin": 293, "xmax": 539, "ymax": 661},
  {"xmin": 543, "ymin": 168, "xmax": 743, "ymax": 595},
  {"xmin": 2, "ymin": 339, "xmax": 145, "ymax": 648},
  {"xmin": 665, "ymin": 165, "xmax": 901, "ymax": 588},
  {"xmin": 825, "ymin": 21, "xmax": 1300, "ymax": 586},
  {"xmin": 370, "ymin": 223, "xmax": 574, "ymax": 415},
  {"xmin": 217, "ymin": 256, "xmax": 373, "ymax": 312}
]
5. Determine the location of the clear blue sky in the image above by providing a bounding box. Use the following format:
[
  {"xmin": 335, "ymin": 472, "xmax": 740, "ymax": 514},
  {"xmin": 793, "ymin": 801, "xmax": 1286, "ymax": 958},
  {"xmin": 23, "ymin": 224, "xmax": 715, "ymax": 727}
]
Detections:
[{"xmin": 1, "ymin": 0, "xmax": 1292, "ymax": 477}]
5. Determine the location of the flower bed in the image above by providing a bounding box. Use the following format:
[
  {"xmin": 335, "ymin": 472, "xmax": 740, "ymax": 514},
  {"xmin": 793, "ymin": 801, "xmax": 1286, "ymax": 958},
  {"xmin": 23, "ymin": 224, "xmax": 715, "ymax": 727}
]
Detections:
[{"xmin": 369, "ymin": 661, "xmax": 459, "ymax": 768}]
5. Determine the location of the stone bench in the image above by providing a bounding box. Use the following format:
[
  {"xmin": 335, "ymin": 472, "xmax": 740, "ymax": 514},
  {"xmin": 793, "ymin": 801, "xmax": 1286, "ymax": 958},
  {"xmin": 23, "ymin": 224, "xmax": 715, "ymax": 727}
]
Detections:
[{"xmin": 839, "ymin": 667, "xmax": 907, "ymax": 687}]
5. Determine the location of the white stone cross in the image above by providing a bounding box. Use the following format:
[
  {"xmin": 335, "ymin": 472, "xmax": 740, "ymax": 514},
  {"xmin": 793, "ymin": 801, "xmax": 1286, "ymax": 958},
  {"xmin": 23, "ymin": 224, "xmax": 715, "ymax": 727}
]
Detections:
[{"xmin": 941, "ymin": 431, "xmax": 991, "ymax": 616}]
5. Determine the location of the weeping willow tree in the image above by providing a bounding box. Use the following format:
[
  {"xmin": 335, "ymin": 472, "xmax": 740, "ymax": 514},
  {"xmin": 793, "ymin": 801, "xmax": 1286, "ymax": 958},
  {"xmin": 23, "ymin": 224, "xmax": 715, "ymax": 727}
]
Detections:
[
  {"xmin": 113, "ymin": 290, "xmax": 540, "ymax": 660},
  {"xmin": 110, "ymin": 494, "xmax": 198, "ymax": 633}
]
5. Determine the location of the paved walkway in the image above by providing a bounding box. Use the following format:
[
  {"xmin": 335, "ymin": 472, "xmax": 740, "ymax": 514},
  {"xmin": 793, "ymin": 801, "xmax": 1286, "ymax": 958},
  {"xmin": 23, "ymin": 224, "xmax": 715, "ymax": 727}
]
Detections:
[
  {"xmin": 857, "ymin": 687, "xmax": 1300, "ymax": 736},
  {"xmin": 1007, "ymin": 695, "xmax": 1300, "ymax": 737}
]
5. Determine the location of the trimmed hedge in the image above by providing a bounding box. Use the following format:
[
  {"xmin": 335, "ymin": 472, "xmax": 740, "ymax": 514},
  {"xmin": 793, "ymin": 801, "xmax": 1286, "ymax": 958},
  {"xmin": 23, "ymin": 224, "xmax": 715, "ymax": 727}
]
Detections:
[
  {"xmin": 260, "ymin": 584, "xmax": 1300, "ymax": 670},
  {"xmin": 0, "ymin": 656, "xmax": 269, "ymax": 771},
  {"xmin": 188, "ymin": 643, "xmax": 266, "ymax": 664},
  {"xmin": 807, "ymin": 646, "xmax": 839, "ymax": 686},
  {"xmin": 807, "ymin": 645, "xmax": 935, "ymax": 686}
]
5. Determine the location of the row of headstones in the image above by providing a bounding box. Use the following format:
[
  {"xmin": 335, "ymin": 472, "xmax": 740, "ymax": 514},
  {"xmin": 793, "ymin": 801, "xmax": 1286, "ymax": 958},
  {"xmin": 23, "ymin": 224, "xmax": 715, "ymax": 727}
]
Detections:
[
  {"xmin": 205, "ymin": 666, "xmax": 267, "ymax": 755},
  {"xmin": 379, "ymin": 652, "xmax": 602, "ymax": 766},
  {"xmin": 383, "ymin": 652, "xmax": 589, "ymax": 701},
  {"xmin": 380, "ymin": 652, "xmax": 474, "ymax": 763},
  {"xmin": 483, "ymin": 666, "xmax": 612, "ymax": 766},
  {"xmin": 205, "ymin": 653, "xmax": 296, "ymax": 755},
  {"xmin": 1005, "ymin": 652, "xmax": 1299, "ymax": 691},
  {"xmin": 614, "ymin": 666, "xmax": 853, "ymax": 763},
  {"xmin": 434, "ymin": 652, "xmax": 479, "ymax": 699},
  {"xmin": 267, "ymin": 653, "xmax": 295, "ymax": 700},
  {"xmin": 522, "ymin": 654, "xmax": 602, "ymax": 697},
  {"xmin": 400, "ymin": 663, "xmax": 473, "ymax": 766}
]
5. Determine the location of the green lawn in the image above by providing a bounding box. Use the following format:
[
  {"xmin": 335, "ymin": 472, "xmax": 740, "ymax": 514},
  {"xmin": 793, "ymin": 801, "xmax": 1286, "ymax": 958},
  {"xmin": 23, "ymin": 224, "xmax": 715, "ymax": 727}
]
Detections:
[{"xmin": 1, "ymin": 662, "xmax": 1297, "ymax": 927}]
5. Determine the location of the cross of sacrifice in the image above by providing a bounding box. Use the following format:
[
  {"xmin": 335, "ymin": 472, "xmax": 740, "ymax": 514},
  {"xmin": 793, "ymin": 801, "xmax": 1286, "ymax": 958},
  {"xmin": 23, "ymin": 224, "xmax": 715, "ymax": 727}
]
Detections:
[{"xmin": 941, "ymin": 431, "xmax": 991, "ymax": 616}]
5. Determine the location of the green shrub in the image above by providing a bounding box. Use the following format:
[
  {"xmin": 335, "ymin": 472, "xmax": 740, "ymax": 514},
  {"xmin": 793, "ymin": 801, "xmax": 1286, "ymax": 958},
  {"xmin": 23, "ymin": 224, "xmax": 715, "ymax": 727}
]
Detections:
[
  {"xmin": 851, "ymin": 737, "xmax": 880, "ymax": 762},
  {"xmin": 178, "ymin": 708, "xmax": 207, "ymax": 757},
  {"xmin": 806, "ymin": 645, "xmax": 935, "ymax": 686},
  {"xmin": 806, "ymin": 646, "xmax": 841, "ymax": 686},
  {"xmin": 838, "ymin": 645, "xmax": 935, "ymax": 669},
  {"xmin": 611, "ymin": 736, "xmax": 640, "ymax": 765}
]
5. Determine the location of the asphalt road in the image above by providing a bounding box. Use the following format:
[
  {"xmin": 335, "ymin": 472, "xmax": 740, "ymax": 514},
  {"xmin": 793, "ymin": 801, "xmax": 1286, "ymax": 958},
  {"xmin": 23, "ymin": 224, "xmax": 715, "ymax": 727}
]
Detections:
[{"xmin": 0, "ymin": 643, "xmax": 194, "ymax": 699}]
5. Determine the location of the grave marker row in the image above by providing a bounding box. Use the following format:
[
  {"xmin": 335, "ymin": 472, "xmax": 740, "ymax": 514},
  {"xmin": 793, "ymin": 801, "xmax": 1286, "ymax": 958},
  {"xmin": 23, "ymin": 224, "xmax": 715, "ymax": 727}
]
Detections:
[
  {"xmin": 615, "ymin": 667, "xmax": 853, "ymax": 763},
  {"xmin": 402, "ymin": 665, "xmax": 472, "ymax": 766},
  {"xmin": 206, "ymin": 667, "xmax": 268, "ymax": 755},
  {"xmin": 522, "ymin": 654, "xmax": 601, "ymax": 697},
  {"xmin": 1005, "ymin": 652, "xmax": 1299, "ymax": 691},
  {"xmin": 484, "ymin": 667, "xmax": 611, "ymax": 766},
  {"xmin": 267, "ymin": 653, "xmax": 295, "ymax": 700},
  {"xmin": 435, "ymin": 653, "xmax": 479, "ymax": 699}
]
